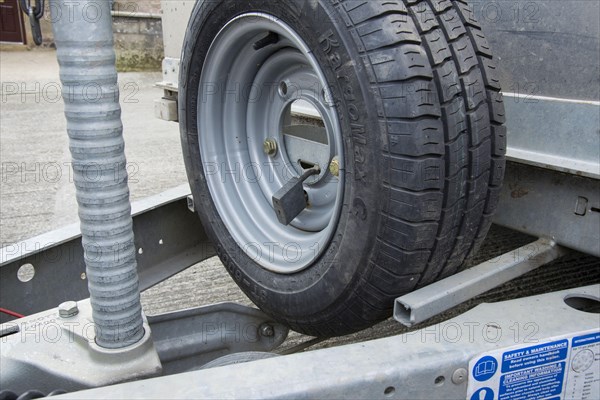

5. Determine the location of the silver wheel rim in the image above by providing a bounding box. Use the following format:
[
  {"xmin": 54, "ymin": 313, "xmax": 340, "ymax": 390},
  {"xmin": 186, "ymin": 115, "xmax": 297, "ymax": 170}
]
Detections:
[{"xmin": 198, "ymin": 13, "xmax": 345, "ymax": 274}]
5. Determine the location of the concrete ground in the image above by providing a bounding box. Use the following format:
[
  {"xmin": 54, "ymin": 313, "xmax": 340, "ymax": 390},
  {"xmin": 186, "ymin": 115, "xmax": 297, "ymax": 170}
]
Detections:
[
  {"xmin": 1, "ymin": 50, "xmax": 599, "ymax": 355},
  {"xmin": 0, "ymin": 50, "xmax": 187, "ymax": 243}
]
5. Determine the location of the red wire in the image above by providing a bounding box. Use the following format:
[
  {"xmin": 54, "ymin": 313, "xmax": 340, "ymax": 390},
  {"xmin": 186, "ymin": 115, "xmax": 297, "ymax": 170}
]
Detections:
[{"xmin": 0, "ymin": 307, "xmax": 25, "ymax": 319}]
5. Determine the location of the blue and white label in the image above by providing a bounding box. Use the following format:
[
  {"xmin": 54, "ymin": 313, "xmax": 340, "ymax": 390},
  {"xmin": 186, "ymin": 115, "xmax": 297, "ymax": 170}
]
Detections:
[
  {"xmin": 499, "ymin": 362, "xmax": 566, "ymax": 399},
  {"xmin": 471, "ymin": 387, "xmax": 495, "ymax": 400},
  {"xmin": 502, "ymin": 340, "xmax": 568, "ymax": 373},
  {"xmin": 572, "ymin": 332, "xmax": 600, "ymax": 348},
  {"xmin": 474, "ymin": 356, "xmax": 499, "ymax": 382},
  {"xmin": 467, "ymin": 330, "xmax": 599, "ymax": 400}
]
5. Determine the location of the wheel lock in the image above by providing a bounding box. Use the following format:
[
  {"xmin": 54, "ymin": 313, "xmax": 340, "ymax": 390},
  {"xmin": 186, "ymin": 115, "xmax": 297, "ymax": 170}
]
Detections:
[{"xmin": 272, "ymin": 165, "xmax": 321, "ymax": 225}]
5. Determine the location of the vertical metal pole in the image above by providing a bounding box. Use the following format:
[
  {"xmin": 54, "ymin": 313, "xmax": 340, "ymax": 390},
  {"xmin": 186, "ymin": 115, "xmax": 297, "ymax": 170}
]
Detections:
[{"xmin": 50, "ymin": 0, "xmax": 144, "ymax": 348}]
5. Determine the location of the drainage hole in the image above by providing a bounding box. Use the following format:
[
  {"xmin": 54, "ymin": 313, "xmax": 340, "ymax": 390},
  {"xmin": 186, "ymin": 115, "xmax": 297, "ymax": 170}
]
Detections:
[{"xmin": 564, "ymin": 295, "xmax": 600, "ymax": 314}]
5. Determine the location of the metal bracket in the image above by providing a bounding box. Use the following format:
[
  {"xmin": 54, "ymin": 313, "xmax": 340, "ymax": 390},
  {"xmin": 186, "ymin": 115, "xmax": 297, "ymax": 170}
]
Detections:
[
  {"xmin": 0, "ymin": 299, "xmax": 161, "ymax": 394},
  {"xmin": 149, "ymin": 302, "xmax": 288, "ymax": 376},
  {"xmin": 48, "ymin": 285, "xmax": 600, "ymax": 399},
  {"xmin": 0, "ymin": 185, "xmax": 215, "ymax": 323},
  {"xmin": 0, "ymin": 301, "xmax": 288, "ymax": 393},
  {"xmin": 495, "ymin": 162, "xmax": 600, "ymax": 257},
  {"xmin": 394, "ymin": 238, "xmax": 568, "ymax": 327}
]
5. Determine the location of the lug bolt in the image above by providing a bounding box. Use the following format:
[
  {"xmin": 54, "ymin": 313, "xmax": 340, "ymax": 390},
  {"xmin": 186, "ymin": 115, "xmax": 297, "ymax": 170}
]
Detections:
[
  {"xmin": 58, "ymin": 301, "xmax": 79, "ymax": 318},
  {"xmin": 263, "ymin": 138, "xmax": 278, "ymax": 157},
  {"xmin": 260, "ymin": 323, "xmax": 275, "ymax": 337},
  {"xmin": 329, "ymin": 156, "xmax": 340, "ymax": 177}
]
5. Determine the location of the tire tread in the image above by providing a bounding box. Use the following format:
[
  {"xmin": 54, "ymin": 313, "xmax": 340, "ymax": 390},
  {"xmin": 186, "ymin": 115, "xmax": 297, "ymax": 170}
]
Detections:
[{"xmin": 302, "ymin": 0, "xmax": 506, "ymax": 333}]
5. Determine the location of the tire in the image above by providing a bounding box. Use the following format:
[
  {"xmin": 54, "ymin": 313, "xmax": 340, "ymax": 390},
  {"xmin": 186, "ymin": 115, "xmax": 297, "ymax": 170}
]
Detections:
[{"xmin": 180, "ymin": 0, "xmax": 506, "ymax": 337}]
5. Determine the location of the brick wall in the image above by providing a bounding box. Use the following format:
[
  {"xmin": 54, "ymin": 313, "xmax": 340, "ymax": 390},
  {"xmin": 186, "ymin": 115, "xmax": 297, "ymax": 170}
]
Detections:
[
  {"xmin": 113, "ymin": 0, "xmax": 162, "ymax": 15},
  {"xmin": 19, "ymin": 0, "xmax": 165, "ymax": 71},
  {"xmin": 111, "ymin": 0, "xmax": 164, "ymax": 71}
]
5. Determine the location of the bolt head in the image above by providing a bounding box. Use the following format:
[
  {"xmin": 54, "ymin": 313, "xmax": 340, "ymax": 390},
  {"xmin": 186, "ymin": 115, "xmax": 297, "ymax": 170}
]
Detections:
[
  {"xmin": 58, "ymin": 301, "xmax": 79, "ymax": 318},
  {"xmin": 260, "ymin": 323, "xmax": 275, "ymax": 337},
  {"xmin": 263, "ymin": 139, "xmax": 278, "ymax": 157},
  {"xmin": 451, "ymin": 368, "xmax": 467, "ymax": 385},
  {"xmin": 329, "ymin": 157, "xmax": 340, "ymax": 177}
]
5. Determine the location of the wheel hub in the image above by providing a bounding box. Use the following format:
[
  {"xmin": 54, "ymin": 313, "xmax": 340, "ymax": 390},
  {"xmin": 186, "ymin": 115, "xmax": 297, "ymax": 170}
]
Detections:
[{"xmin": 198, "ymin": 13, "xmax": 345, "ymax": 274}]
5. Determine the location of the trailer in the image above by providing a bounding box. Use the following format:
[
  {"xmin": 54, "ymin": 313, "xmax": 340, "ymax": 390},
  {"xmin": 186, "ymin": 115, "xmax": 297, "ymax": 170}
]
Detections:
[{"xmin": 1, "ymin": 1, "xmax": 599, "ymax": 399}]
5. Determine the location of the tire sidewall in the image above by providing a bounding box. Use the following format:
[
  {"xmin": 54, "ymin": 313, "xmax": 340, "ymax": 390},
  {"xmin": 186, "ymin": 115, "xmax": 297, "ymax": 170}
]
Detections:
[{"xmin": 179, "ymin": 0, "xmax": 382, "ymax": 319}]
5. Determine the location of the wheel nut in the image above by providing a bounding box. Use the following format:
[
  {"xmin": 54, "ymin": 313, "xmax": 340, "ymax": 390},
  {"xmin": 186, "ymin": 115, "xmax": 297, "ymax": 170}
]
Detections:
[
  {"xmin": 329, "ymin": 156, "xmax": 340, "ymax": 177},
  {"xmin": 58, "ymin": 301, "xmax": 79, "ymax": 318},
  {"xmin": 263, "ymin": 138, "xmax": 278, "ymax": 157}
]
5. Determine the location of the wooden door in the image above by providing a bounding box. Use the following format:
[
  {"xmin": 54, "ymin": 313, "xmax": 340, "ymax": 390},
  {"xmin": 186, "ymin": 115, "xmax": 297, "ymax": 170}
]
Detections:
[{"xmin": 0, "ymin": 0, "xmax": 26, "ymax": 44}]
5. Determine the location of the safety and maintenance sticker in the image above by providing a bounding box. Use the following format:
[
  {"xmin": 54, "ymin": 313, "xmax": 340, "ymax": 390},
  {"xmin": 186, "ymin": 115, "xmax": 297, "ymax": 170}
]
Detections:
[{"xmin": 466, "ymin": 329, "xmax": 599, "ymax": 400}]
